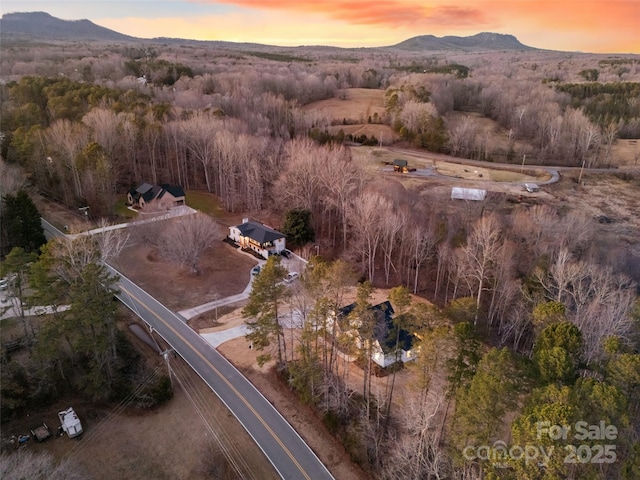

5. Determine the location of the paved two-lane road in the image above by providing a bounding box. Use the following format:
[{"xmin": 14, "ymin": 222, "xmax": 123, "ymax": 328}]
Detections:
[
  {"xmin": 113, "ymin": 267, "xmax": 334, "ymax": 480},
  {"xmin": 42, "ymin": 219, "xmax": 334, "ymax": 480}
]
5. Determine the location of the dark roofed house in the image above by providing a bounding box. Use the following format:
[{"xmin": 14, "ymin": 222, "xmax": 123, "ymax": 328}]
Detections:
[
  {"xmin": 127, "ymin": 183, "xmax": 185, "ymax": 210},
  {"xmin": 228, "ymin": 218, "xmax": 286, "ymax": 259},
  {"xmin": 334, "ymin": 300, "xmax": 416, "ymax": 368}
]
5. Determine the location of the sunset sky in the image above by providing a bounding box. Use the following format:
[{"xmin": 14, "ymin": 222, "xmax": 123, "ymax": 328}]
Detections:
[{"xmin": 2, "ymin": 0, "xmax": 639, "ymax": 54}]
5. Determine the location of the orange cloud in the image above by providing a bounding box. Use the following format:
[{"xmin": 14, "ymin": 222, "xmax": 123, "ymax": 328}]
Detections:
[
  {"xmin": 104, "ymin": 0, "xmax": 638, "ymax": 52},
  {"xmin": 425, "ymin": 6, "xmax": 491, "ymax": 26},
  {"xmin": 207, "ymin": 0, "xmax": 491, "ymax": 27},
  {"xmin": 482, "ymin": 1, "xmax": 640, "ymax": 53}
]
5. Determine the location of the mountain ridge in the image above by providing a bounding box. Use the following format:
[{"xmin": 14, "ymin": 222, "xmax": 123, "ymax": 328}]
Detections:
[
  {"xmin": 0, "ymin": 11, "xmax": 135, "ymax": 41},
  {"xmin": 390, "ymin": 32, "xmax": 535, "ymax": 51},
  {"xmin": 1, "ymin": 11, "xmax": 537, "ymax": 52}
]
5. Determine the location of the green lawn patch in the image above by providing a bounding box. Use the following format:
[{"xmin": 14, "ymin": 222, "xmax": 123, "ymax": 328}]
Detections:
[
  {"xmin": 114, "ymin": 196, "xmax": 138, "ymax": 219},
  {"xmin": 185, "ymin": 190, "xmax": 225, "ymax": 218}
]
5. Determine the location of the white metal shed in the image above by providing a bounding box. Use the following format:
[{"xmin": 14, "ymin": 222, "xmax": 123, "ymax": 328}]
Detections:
[{"xmin": 451, "ymin": 187, "xmax": 487, "ymax": 201}]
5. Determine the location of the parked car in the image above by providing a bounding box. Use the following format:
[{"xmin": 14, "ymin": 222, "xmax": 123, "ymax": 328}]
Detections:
[
  {"xmin": 280, "ymin": 249, "xmax": 290, "ymax": 259},
  {"xmin": 251, "ymin": 266, "xmax": 261, "ymax": 276},
  {"xmin": 0, "ymin": 278, "xmax": 8, "ymax": 290},
  {"xmin": 284, "ymin": 272, "xmax": 299, "ymax": 284}
]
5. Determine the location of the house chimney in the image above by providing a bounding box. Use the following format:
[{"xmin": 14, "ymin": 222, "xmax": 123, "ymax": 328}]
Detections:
[{"xmin": 242, "ymin": 217, "xmax": 249, "ymax": 224}]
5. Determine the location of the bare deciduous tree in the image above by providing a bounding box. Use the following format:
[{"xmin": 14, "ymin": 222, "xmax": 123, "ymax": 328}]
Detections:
[
  {"xmin": 47, "ymin": 235, "xmax": 101, "ymax": 283},
  {"xmin": 534, "ymin": 249, "xmax": 637, "ymax": 362},
  {"xmin": 275, "ymin": 137, "xmax": 323, "ymax": 213},
  {"xmin": 448, "ymin": 116, "xmax": 477, "ymax": 156},
  {"xmin": 456, "ymin": 214, "xmax": 504, "ymax": 325},
  {"xmin": 82, "ymin": 108, "xmax": 121, "ymax": 160},
  {"xmin": 347, "ymin": 190, "xmax": 391, "ymax": 283},
  {"xmin": 601, "ymin": 121, "xmax": 619, "ymax": 167},
  {"xmin": 406, "ymin": 218, "xmax": 439, "ymax": 294},
  {"xmin": 399, "ymin": 100, "xmax": 438, "ymax": 135},
  {"xmin": 94, "ymin": 219, "xmax": 130, "ymax": 264},
  {"xmin": 44, "ymin": 119, "xmax": 89, "ymax": 200},
  {"xmin": 318, "ymin": 146, "xmax": 363, "ymax": 249},
  {"xmin": 379, "ymin": 206, "xmax": 408, "ymax": 286},
  {"xmin": 180, "ymin": 113, "xmax": 220, "ymax": 193},
  {"xmin": 158, "ymin": 213, "xmax": 221, "ymax": 275},
  {"xmin": 380, "ymin": 391, "xmax": 450, "ymax": 480}
]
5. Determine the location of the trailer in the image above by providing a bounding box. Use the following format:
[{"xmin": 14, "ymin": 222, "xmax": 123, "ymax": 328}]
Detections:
[
  {"xmin": 58, "ymin": 407, "xmax": 83, "ymax": 438},
  {"xmin": 30, "ymin": 422, "xmax": 52, "ymax": 442}
]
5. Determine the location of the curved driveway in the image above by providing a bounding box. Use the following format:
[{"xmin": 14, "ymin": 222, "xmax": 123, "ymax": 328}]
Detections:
[{"xmin": 386, "ymin": 146, "xmax": 561, "ymax": 185}]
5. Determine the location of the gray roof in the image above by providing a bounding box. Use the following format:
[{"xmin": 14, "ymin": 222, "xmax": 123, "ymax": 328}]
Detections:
[
  {"xmin": 129, "ymin": 183, "xmax": 185, "ymax": 203},
  {"xmin": 160, "ymin": 184, "xmax": 185, "ymax": 198},
  {"xmin": 135, "ymin": 183, "xmax": 154, "ymax": 194},
  {"xmin": 236, "ymin": 220, "xmax": 284, "ymax": 244},
  {"xmin": 338, "ymin": 301, "xmax": 413, "ymax": 354}
]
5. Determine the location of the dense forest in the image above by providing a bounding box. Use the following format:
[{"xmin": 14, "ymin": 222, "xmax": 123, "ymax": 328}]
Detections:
[{"xmin": 1, "ymin": 36, "xmax": 639, "ymax": 479}]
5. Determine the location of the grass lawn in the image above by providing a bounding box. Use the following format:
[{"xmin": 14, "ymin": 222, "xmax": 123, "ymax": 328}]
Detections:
[
  {"xmin": 114, "ymin": 195, "xmax": 138, "ymax": 219},
  {"xmin": 114, "ymin": 191, "xmax": 231, "ymax": 223},
  {"xmin": 185, "ymin": 190, "xmax": 226, "ymax": 219}
]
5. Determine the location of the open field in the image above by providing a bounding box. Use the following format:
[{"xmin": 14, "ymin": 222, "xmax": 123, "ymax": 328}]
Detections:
[
  {"xmin": 302, "ymin": 88, "xmax": 399, "ymax": 144},
  {"xmin": 302, "ymin": 88, "xmax": 387, "ymax": 124}
]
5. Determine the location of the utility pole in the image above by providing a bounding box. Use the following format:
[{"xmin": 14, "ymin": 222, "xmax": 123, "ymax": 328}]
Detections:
[
  {"xmin": 578, "ymin": 156, "xmax": 587, "ymax": 185},
  {"xmin": 160, "ymin": 348, "xmax": 174, "ymax": 389}
]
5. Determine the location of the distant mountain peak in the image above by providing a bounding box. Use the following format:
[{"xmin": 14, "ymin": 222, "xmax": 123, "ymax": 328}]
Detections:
[
  {"xmin": 389, "ymin": 32, "xmax": 535, "ymax": 52},
  {"xmin": 0, "ymin": 11, "xmax": 135, "ymax": 41}
]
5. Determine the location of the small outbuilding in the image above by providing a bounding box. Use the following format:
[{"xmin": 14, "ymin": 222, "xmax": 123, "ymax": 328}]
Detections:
[
  {"xmin": 451, "ymin": 187, "xmax": 487, "ymax": 201},
  {"xmin": 393, "ymin": 159, "xmax": 409, "ymax": 172}
]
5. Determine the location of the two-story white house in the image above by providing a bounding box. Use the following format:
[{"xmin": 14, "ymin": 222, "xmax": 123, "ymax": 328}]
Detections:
[
  {"xmin": 228, "ymin": 218, "xmax": 286, "ymax": 259},
  {"xmin": 331, "ymin": 300, "xmax": 416, "ymax": 368}
]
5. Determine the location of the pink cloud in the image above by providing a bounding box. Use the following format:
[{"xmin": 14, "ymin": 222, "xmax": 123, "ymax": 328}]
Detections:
[
  {"xmin": 208, "ymin": 0, "xmax": 490, "ymax": 28},
  {"xmin": 425, "ymin": 6, "xmax": 491, "ymax": 26}
]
